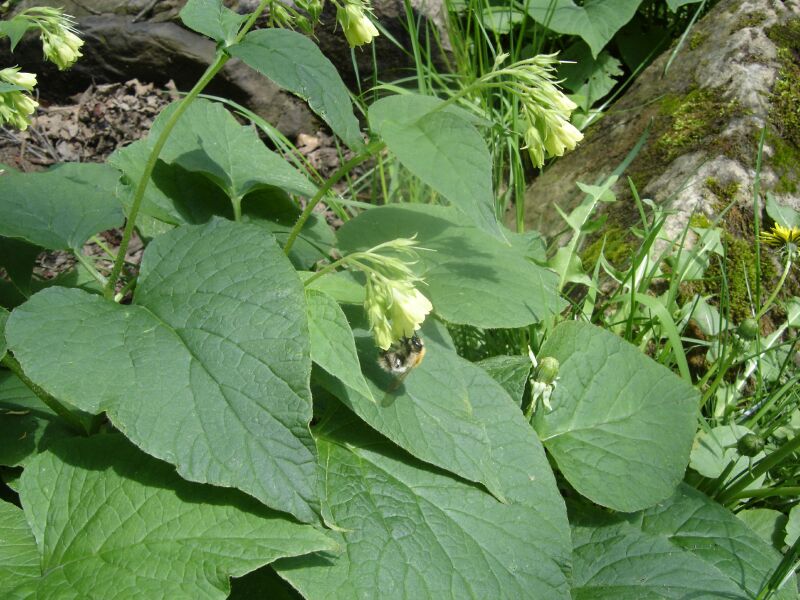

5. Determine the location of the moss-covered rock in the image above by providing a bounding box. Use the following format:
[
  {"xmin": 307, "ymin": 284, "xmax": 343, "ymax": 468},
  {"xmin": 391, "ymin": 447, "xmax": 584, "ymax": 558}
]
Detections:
[{"xmin": 519, "ymin": 0, "xmax": 799, "ymax": 328}]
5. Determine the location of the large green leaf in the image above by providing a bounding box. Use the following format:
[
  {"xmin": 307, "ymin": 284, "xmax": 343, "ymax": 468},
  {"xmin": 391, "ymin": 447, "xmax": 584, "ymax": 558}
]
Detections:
[
  {"xmin": 180, "ymin": 0, "xmax": 246, "ymax": 45},
  {"xmin": 526, "ymin": 0, "xmax": 642, "ymax": 58},
  {"xmin": 0, "ymin": 307, "xmax": 7, "ymax": 359},
  {"xmin": 0, "ymin": 371, "xmax": 75, "ymax": 467},
  {"xmin": 0, "ymin": 238, "xmax": 40, "ymax": 297},
  {"xmin": 558, "ymin": 42, "xmax": 623, "ymax": 113},
  {"xmin": 12, "ymin": 434, "xmax": 334, "ymax": 599},
  {"xmin": 151, "ymin": 99, "xmax": 316, "ymax": 200},
  {"xmin": 275, "ymin": 410, "xmax": 572, "ymax": 599},
  {"xmin": 570, "ymin": 485, "xmax": 795, "ymax": 598},
  {"xmin": 6, "ymin": 220, "xmax": 318, "ymax": 522},
  {"xmin": 230, "ymin": 566, "xmax": 303, "ymax": 600},
  {"xmin": 786, "ymin": 505, "xmax": 800, "ymax": 546},
  {"xmin": 368, "ymin": 95, "xmax": 502, "ymax": 238},
  {"xmin": 0, "ymin": 500, "xmax": 38, "ymax": 598},
  {"xmin": 318, "ymin": 320, "xmax": 506, "ymax": 500},
  {"xmin": 536, "ymin": 321, "xmax": 697, "ymax": 511},
  {"xmin": 571, "ymin": 512, "xmax": 744, "ymax": 598},
  {"xmin": 109, "ymin": 138, "xmax": 232, "ymax": 231},
  {"xmin": 305, "ymin": 289, "xmax": 373, "ymax": 401},
  {"xmin": 737, "ymin": 508, "xmax": 788, "ymax": 551},
  {"xmin": 229, "ymin": 29, "xmax": 363, "ymax": 151},
  {"xmin": 0, "ymin": 163, "xmax": 123, "ymax": 250},
  {"xmin": 477, "ymin": 355, "xmax": 532, "ymax": 407},
  {"xmin": 336, "ymin": 204, "xmax": 565, "ymax": 327},
  {"xmin": 666, "ymin": 0, "xmax": 703, "ymax": 10}
]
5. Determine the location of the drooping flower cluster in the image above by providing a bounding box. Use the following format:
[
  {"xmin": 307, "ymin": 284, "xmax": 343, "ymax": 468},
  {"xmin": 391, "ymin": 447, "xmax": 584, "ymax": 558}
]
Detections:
[
  {"xmin": 17, "ymin": 7, "xmax": 84, "ymax": 70},
  {"xmin": 336, "ymin": 0, "xmax": 379, "ymax": 48},
  {"xmin": 482, "ymin": 53, "xmax": 583, "ymax": 168},
  {"xmin": 354, "ymin": 238, "xmax": 432, "ymax": 350},
  {"xmin": 0, "ymin": 67, "xmax": 38, "ymax": 131}
]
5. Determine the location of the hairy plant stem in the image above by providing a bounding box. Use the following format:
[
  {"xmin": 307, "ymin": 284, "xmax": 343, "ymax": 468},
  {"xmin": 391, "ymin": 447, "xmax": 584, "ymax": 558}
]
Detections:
[
  {"xmin": 103, "ymin": 0, "xmax": 270, "ymax": 299},
  {"xmin": 283, "ymin": 141, "xmax": 385, "ymax": 257},
  {"xmin": 1, "ymin": 354, "xmax": 88, "ymax": 434}
]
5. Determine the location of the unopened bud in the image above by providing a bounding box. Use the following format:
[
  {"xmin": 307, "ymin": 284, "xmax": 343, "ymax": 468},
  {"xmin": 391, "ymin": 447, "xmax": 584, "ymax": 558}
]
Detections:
[
  {"xmin": 536, "ymin": 357, "xmax": 560, "ymax": 384},
  {"xmin": 738, "ymin": 318, "xmax": 759, "ymax": 341},
  {"xmin": 736, "ymin": 433, "xmax": 764, "ymax": 457}
]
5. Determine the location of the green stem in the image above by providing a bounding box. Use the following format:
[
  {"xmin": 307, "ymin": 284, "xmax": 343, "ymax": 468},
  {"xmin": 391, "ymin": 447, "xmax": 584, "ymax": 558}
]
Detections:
[
  {"xmin": 303, "ymin": 256, "xmax": 352, "ymax": 287},
  {"xmin": 103, "ymin": 0, "xmax": 270, "ymax": 299},
  {"xmin": 283, "ymin": 142, "xmax": 384, "ymax": 257},
  {"xmin": 103, "ymin": 54, "xmax": 228, "ymax": 298},
  {"xmin": 718, "ymin": 434, "xmax": 800, "ymax": 505},
  {"xmin": 2, "ymin": 354, "xmax": 88, "ymax": 435},
  {"xmin": 91, "ymin": 235, "xmax": 118, "ymax": 261},
  {"xmin": 725, "ymin": 485, "xmax": 800, "ymax": 502},
  {"xmin": 232, "ymin": 196, "xmax": 243, "ymax": 222},
  {"xmin": 74, "ymin": 251, "xmax": 107, "ymax": 287},
  {"xmin": 755, "ymin": 255, "xmax": 792, "ymax": 320}
]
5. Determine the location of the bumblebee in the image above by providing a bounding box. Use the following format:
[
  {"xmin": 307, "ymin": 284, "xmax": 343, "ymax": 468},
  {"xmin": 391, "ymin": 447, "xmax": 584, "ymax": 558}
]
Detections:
[{"xmin": 378, "ymin": 334, "xmax": 426, "ymax": 376}]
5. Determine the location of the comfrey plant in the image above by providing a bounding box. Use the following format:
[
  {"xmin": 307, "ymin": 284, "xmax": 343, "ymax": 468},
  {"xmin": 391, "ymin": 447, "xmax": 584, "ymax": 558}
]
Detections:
[
  {"xmin": 0, "ymin": 1, "xmax": 795, "ymax": 598},
  {"xmin": 0, "ymin": 6, "xmax": 84, "ymax": 130}
]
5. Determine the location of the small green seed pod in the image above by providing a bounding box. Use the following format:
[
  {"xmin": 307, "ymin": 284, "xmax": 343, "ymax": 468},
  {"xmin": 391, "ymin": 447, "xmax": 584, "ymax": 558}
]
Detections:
[
  {"xmin": 537, "ymin": 357, "xmax": 560, "ymax": 385},
  {"xmin": 737, "ymin": 433, "xmax": 765, "ymax": 457},
  {"xmin": 738, "ymin": 318, "xmax": 759, "ymax": 341}
]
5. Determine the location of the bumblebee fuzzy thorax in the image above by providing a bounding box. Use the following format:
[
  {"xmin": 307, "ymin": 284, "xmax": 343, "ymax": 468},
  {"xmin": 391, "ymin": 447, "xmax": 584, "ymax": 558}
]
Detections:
[{"xmin": 378, "ymin": 335, "xmax": 426, "ymax": 375}]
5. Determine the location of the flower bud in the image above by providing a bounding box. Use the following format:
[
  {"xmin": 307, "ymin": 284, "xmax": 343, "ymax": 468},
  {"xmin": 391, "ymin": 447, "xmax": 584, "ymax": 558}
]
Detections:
[
  {"xmin": 536, "ymin": 357, "xmax": 560, "ymax": 384},
  {"xmin": 736, "ymin": 433, "xmax": 764, "ymax": 457},
  {"xmin": 39, "ymin": 23, "xmax": 84, "ymax": 70},
  {"xmin": 0, "ymin": 88, "xmax": 38, "ymax": 130},
  {"xmin": 0, "ymin": 67, "xmax": 37, "ymax": 91},
  {"xmin": 737, "ymin": 318, "xmax": 759, "ymax": 341},
  {"xmin": 337, "ymin": 2, "xmax": 379, "ymax": 47},
  {"xmin": 523, "ymin": 126, "xmax": 545, "ymax": 168}
]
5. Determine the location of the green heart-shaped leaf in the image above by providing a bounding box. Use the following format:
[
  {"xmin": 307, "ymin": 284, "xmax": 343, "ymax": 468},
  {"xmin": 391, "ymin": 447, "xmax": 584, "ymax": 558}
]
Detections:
[
  {"xmin": 337, "ymin": 204, "xmax": 565, "ymax": 327},
  {"xmin": 570, "ymin": 484, "xmax": 795, "ymax": 598},
  {"xmin": 229, "ymin": 29, "xmax": 363, "ymax": 152},
  {"xmin": 275, "ymin": 410, "xmax": 571, "ymax": 599},
  {"xmin": 0, "ymin": 163, "xmax": 122, "ymax": 250},
  {"xmin": 7, "ymin": 219, "xmax": 318, "ymax": 522},
  {"xmin": 369, "ymin": 95, "xmax": 502, "ymax": 238},
  {"xmin": 10, "ymin": 434, "xmax": 334, "ymax": 599},
  {"xmin": 536, "ymin": 320, "xmax": 698, "ymax": 511}
]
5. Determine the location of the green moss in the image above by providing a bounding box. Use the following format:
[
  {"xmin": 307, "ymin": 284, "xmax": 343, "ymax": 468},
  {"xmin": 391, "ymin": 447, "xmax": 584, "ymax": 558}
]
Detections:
[
  {"xmin": 689, "ymin": 31, "xmax": 708, "ymax": 50},
  {"xmin": 627, "ymin": 88, "xmax": 742, "ymax": 193},
  {"xmin": 768, "ymin": 132, "xmax": 800, "ymax": 193},
  {"xmin": 580, "ymin": 226, "xmax": 636, "ymax": 270},
  {"xmin": 689, "ymin": 213, "xmax": 713, "ymax": 228},
  {"xmin": 705, "ymin": 177, "xmax": 740, "ymax": 204},
  {"xmin": 767, "ymin": 20, "xmax": 800, "ymax": 146},
  {"xmin": 657, "ymin": 89, "xmax": 739, "ymax": 162},
  {"xmin": 735, "ymin": 11, "xmax": 767, "ymax": 30},
  {"xmin": 685, "ymin": 229, "xmax": 778, "ymax": 323}
]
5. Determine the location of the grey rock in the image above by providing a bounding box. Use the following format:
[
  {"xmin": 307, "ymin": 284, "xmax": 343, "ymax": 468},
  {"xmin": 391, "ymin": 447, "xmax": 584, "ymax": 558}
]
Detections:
[
  {"xmin": 521, "ymin": 0, "xmax": 800, "ymax": 245},
  {"xmin": 2, "ymin": 0, "xmax": 449, "ymax": 138}
]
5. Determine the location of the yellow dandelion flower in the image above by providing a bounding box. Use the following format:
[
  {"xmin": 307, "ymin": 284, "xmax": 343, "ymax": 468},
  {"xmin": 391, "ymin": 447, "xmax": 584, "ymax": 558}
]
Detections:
[{"xmin": 759, "ymin": 223, "xmax": 800, "ymax": 247}]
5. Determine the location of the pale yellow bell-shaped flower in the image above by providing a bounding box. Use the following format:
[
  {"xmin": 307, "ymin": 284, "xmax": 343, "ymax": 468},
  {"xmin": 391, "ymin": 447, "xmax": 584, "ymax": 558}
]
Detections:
[
  {"xmin": 0, "ymin": 67, "xmax": 37, "ymax": 91},
  {"xmin": 388, "ymin": 283, "xmax": 433, "ymax": 340},
  {"xmin": 337, "ymin": 2, "xmax": 379, "ymax": 47}
]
